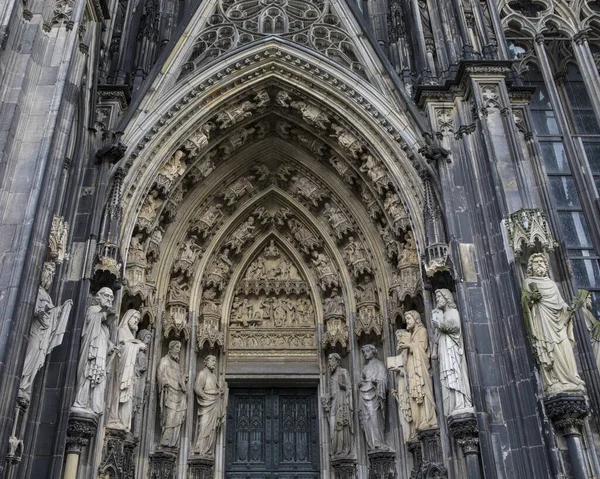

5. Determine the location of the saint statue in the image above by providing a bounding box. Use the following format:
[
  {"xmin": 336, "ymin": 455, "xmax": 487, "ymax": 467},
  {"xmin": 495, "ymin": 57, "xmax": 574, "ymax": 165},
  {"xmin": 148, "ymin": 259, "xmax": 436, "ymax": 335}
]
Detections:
[
  {"xmin": 396, "ymin": 311, "xmax": 437, "ymax": 437},
  {"xmin": 193, "ymin": 355, "xmax": 228, "ymax": 459},
  {"xmin": 19, "ymin": 262, "xmax": 73, "ymax": 404},
  {"xmin": 431, "ymin": 289, "xmax": 473, "ymax": 415},
  {"xmin": 107, "ymin": 309, "xmax": 148, "ymax": 431},
  {"xmin": 521, "ymin": 254, "xmax": 586, "ymax": 396},
  {"xmin": 132, "ymin": 329, "xmax": 152, "ymax": 437},
  {"xmin": 324, "ymin": 288, "xmax": 345, "ymax": 317},
  {"xmin": 157, "ymin": 341, "xmax": 188, "ymax": 448},
  {"xmin": 322, "ymin": 353, "xmax": 354, "ymax": 459},
  {"xmin": 358, "ymin": 344, "xmax": 389, "ymax": 452},
  {"xmin": 582, "ymin": 293, "xmax": 600, "ymax": 371},
  {"xmin": 72, "ymin": 287, "xmax": 115, "ymax": 415}
]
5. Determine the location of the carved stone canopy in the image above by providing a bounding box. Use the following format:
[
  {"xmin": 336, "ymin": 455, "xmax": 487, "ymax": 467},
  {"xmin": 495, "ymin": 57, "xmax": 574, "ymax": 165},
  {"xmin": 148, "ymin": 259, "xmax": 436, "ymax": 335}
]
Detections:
[{"xmin": 505, "ymin": 208, "xmax": 557, "ymax": 256}]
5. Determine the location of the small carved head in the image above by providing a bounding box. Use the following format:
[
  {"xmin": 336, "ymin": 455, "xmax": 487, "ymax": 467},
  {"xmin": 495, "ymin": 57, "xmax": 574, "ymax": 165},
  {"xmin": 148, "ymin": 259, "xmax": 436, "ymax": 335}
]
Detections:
[
  {"xmin": 435, "ymin": 289, "xmax": 456, "ymax": 310},
  {"xmin": 361, "ymin": 344, "xmax": 378, "ymax": 360},
  {"xmin": 137, "ymin": 329, "xmax": 152, "ymax": 345},
  {"xmin": 122, "ymin": 309, "xmax": 141, "ymax": 333},
  {"xmin": 327, "ymin": 353, "xmax": 341, "ymax": 372},
  {"xmin": 205, "ymin": 355, "xmax": 217, "ymax": 371},
  {"xmin": 96, "ymin": 287, "xmax": 114, "ymax": 310},
  {"xmin": 40, "ymin": 262, "xmax": 56, "ymax": 290},
  {"xmin": 526, "ymin": 253, "xmax": 548, "ymax": 278},
  {"xmin": 168, "ymin": 340, "xmax": 182, "ymax": 361}
]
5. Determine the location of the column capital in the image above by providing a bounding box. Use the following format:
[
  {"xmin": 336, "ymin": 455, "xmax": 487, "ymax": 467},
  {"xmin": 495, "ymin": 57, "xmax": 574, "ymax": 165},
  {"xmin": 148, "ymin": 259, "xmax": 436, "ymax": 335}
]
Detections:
[
  {"xmin": 448, "ymin": 412, "xmax": 480, "ymax": 455},
  {"xmin": 544, "ymin": 393, "xmax": 588, "ymax": 436}
]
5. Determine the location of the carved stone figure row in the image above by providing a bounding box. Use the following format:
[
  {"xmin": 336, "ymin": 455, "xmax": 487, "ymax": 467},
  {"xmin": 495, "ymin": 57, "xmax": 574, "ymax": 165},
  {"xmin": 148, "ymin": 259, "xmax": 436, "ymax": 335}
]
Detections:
[{"xmin": 231, "ymin": 294, "xmax": 315, "ymax": 329}]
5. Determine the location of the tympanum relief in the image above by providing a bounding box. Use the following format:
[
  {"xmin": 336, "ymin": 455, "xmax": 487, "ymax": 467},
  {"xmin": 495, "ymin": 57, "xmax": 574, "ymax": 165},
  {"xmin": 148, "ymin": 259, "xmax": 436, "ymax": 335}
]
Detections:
[{"xmin": 228, "ymin": 242, "xmax": 317, "ymax": 358}]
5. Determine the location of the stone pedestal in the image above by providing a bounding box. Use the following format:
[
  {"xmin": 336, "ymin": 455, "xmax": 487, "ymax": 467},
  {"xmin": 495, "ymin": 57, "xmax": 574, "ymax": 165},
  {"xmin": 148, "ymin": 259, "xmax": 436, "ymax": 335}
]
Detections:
[
  {"xmin": 188, "ymin": 457, "xmax": 214, "ymax": 479},
  {"xmin": 544, "ymin": 394, "xmax": 589, "ymax": 479},
  {"xmin": 149, "ymin": 450, "xmax": 177, "ymax": 479},
  {"xmin": 416, "ymin": 427, "xmax": 447, "ymax": 478},
  {"xmin": 448, "ymin": 412, "xmax": 482, "ymax": 479},
  {"xmin": 99, "ymin": 428, "xmax": 137, "ymax": 478},
  {"xmin": 406, "ymin": 440, "xmax": 422, "ymax": 478},
  {"xmin": 63, "ymin": 410, "xmax": 98, "ymax": 479},
  {"xmin": 332, "ymin": 457, "xmax": 357, "ymax": 479},
  {"xmin": 367, "ymin": 451, "xmax": 397, "ymax": 479}
]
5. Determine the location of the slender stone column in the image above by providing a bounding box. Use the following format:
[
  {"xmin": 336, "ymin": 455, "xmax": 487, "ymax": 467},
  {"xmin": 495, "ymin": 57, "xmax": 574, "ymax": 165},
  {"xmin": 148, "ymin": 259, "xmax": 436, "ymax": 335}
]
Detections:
[
  {"xmin": 571, "ymin": 31, "xmax": 600, "ymax": 129},
  {"xmin": 448, "ymin": 412, "xmax": 482, "ymax": 479},
  {"xmin": 332, "ymin": 458, "xmax": 358, "ymax": 479},
  {"xmin": 544, "ymin": 394, "xmax": 590, "ymax": 479},
  {"xmin": 63, "ymin": 411, "xmax": 98, "ymax": 479}
]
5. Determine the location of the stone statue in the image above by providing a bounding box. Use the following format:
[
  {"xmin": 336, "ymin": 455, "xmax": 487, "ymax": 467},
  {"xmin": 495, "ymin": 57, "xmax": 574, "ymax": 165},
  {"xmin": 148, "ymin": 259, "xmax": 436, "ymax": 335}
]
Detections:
[
  {"xmin": 322, "ymin": 353, "xmax": 354, "ymax": 459},
  {"xmin": 431, "ymin": 289, "xmax": 473, "ymax": 415},
  {"xmin": 72, "ymin": 287, "xmax": 115, "ymax": 415},
  {"xmin": 324, "ymin": 287, "xmax": 345, "ymax": 317},
  {"xmin": 582, "ymin": 293, "xmax": 600, "ymax": 371},
  {"xmin": 396, "ymin": 311, "xmax": 437, "ymax": 438},
  {"xmin": 157, "ymin": 341, "xmax": 188, "ymax": 448},
  {"xmin": 107, "ymin": 309, "xmax": 148, "ymax": 431},
  {"xmin": 521, "ymin": 254, "xmax": 586, "ymax": 396},
  {"xmin": 311, "ymin": 250, "xmax": 338, "ymax": 290},
  {"xmin": 19, "ymin": 262, "xmax": 73, "ymax": 404},
  {"xmin": 358, "ymin": 344, "xmax": 389, "ymax": 452},
  {"xmin": 226, "ymin": 216, "xmax": 256, "ymax": 254},
  {"xmin": 193, "ymin": 355, "xmax": 228, "ymax": 459},
  {"xmin": 132, "ymin": 329, "xmax": 152, "ymax": 437}
]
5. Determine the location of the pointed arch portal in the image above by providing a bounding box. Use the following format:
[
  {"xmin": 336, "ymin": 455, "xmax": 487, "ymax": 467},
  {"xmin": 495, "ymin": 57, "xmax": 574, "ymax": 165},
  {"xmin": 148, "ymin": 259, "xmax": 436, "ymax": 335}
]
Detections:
[{"xmin": 108, "ymin": 4, "xmax": 433, "ymax": 475}]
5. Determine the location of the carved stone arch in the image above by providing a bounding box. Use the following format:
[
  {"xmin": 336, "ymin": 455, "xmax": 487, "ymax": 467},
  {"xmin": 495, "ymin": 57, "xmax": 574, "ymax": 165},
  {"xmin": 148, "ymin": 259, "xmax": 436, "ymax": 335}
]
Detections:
[{"xmin": 116, "ymin": 40, "xmax": 432, "ymax": 250}]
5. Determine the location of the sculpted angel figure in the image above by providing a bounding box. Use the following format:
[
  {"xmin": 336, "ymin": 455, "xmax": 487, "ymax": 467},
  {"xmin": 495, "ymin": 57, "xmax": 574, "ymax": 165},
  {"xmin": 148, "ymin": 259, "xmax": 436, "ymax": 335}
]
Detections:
[
  {"xmin": 107, "ymin": 309, "xmax": 148, "ymax": 431},
  {"xmin": 311, "ymin": 250, "xmax": 338, "ymax": 290},
  {"xmin": 582, "ymin": 293, "xmax": 600, "ymax": 371},
  {"xmin": 521, "ymin": 254, "xmax": 586, "ymax": 396},
  {"xmin": 226, "ymin": 217, "xmax": 256, "ymax": 254},
  {"xmin": 19, "ymin": 262, "xmax": 73, "ymax": 404},
  {"xmin": 159, "ymin": 149, "xmax": 186, "ymax": 181}
]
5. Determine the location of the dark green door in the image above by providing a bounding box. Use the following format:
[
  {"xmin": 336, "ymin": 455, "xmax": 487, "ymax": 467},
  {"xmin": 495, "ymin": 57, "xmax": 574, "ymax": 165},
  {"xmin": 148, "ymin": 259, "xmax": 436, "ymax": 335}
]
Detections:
[{"xmin": 225, "ymin": 388, "xmax": 320, "ymax": 479}]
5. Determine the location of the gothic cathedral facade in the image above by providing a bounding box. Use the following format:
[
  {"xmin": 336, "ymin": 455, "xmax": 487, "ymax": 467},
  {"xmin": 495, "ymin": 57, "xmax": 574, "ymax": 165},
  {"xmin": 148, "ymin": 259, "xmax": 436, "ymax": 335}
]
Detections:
[{"xmin": 0, "ymin": 0, "xmax": 600, "ymax": 478}]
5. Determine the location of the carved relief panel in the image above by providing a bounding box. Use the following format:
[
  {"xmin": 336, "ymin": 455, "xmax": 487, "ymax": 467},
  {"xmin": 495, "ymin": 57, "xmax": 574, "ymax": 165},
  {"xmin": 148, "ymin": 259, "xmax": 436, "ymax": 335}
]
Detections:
[{"xmin": 227, "ymin": 241, "xmax": 317, "ymax": 358}]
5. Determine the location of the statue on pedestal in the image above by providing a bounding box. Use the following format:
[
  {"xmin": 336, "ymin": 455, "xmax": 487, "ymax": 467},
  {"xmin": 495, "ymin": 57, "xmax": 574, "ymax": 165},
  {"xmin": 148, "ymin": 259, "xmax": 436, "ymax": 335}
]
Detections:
[
  {"xmin": 431, "ymin": 289, "xmax": 473, "ymax": 415},
  {"xmin": 132, "ymin": 329, "xmax": 152, "ymax": 437},
  {"xmin": 157, "ymin": 341, "xmax": 188, "ymax": 448},
  {"xmin": 19, "ymin": 262, "xmax": 73, "ymax": 404},
  {"xmin": 107, "ymin": 309, "xmax": 148, "ymax": 431},
  {"xmin": 358, "ymin": 344, "xmax": 389, "ymax": 452},
  {"xmin": 322, "ymin": 353, "xmax": 354, "ymax": 459},
  {"xmin": 521, "ymin": 254, "xmax": 586, "ymax": 396},
  {"xmin": 72, "ymin": 287, "xmax": 115, "ymax": 415},
  {"xmin": 583, "ymin": 293, "xmax": 600, "ymax": 371},
  {"xmin": 396, "ymin": 311, "xmax": 437, "ymax": 438},
  {"xmin": 193, "ymin": 355, "xmax": 227, "ymax": 459}
]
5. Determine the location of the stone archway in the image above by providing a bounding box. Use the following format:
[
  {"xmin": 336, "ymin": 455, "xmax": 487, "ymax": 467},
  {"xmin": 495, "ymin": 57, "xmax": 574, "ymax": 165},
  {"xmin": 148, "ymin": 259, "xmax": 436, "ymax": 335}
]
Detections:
[{"xmin": 105, "ymin": 37, "xmax": 433, "ymax": 479}]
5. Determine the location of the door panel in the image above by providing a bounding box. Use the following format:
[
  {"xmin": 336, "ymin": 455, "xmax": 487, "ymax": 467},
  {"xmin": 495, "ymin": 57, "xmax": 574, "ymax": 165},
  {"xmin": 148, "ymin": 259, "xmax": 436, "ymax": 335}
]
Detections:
[{"xmin": 225, "ymin": 388, "xmax": 320, "ymax": 479}]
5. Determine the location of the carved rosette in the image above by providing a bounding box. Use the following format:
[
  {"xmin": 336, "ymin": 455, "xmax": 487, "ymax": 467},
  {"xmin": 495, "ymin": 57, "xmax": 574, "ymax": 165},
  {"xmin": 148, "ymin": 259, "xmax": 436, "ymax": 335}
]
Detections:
[
  {"xmin": 505, "ymin": 208, "xmax": 557, "ymax": 256},
  {"xmin": 544, "ymin": 393, "xmax": 588, "ymax": 436},
  {"xmin": 447, "ymin": 412, "xmax": 480, "ymax": 455},
  {"xmin": 367, "ymin": 451, "xmax": 397, "ymax": 479}
]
